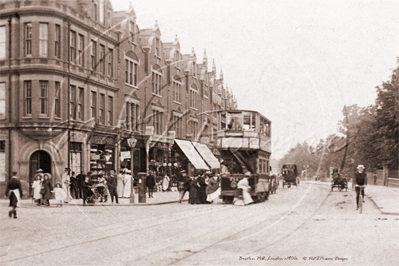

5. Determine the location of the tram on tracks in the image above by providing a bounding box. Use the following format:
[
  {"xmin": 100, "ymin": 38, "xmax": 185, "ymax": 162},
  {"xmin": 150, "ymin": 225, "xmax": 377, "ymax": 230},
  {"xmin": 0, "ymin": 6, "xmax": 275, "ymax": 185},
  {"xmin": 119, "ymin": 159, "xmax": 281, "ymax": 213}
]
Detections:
[{"xmin": 216, "ymin": 110, "xmax": 274, "ymax": 203}]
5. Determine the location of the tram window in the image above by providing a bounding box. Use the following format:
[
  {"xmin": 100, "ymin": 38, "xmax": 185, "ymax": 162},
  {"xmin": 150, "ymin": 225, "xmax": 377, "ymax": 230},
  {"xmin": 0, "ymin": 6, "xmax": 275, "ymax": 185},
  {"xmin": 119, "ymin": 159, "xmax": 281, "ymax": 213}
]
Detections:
[
  {"xmin": 243, "ymin": 112, "xmax": 250, "ymax": 130},
  {"xmin": 251, "ymin": 112, "xmax": 256, "ymax": 129}
]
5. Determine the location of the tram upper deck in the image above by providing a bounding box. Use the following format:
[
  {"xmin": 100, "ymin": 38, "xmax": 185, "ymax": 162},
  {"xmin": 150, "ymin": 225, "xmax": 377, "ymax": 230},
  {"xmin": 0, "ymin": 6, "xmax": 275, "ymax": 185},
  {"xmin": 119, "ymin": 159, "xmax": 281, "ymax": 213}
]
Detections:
[{"xmin": 216, "ymin": 110, "xmax": 271, "ymax": 154}]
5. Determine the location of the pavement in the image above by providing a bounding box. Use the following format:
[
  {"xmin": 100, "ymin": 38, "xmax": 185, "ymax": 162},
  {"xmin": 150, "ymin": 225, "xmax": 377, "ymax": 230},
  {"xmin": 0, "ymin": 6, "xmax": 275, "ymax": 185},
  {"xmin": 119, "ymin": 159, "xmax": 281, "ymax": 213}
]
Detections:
[
  {"xmin": 2, "ymin": 182, "xmax": 399, "ymax": 215},
  {"xmin": 0, "ymin": 190, "xmax": 189, "ymax": 207},
  {"xmin": 306, "ymin": 180, "xmax": 399, "ymax": 215}
]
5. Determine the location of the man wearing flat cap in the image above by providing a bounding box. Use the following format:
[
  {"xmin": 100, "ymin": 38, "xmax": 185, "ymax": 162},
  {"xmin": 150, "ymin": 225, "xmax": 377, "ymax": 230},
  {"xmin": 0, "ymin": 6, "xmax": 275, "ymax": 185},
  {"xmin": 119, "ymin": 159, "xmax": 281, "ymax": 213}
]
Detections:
[{"xmin": 354, "ymin": 165, "xmax": 367, "ymax": 210}]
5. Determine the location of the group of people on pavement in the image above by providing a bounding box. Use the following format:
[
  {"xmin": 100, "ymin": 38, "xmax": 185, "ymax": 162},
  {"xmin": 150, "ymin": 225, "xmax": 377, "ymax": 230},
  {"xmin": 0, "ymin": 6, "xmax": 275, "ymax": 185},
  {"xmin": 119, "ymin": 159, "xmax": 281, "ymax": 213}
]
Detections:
[
  {"xmin": 60, "ymin": 168, "xmax": 134, "ymax": 205},
  {"xmin": 176, "ymin": 170, "xmax": 221, "ymax": 205}
]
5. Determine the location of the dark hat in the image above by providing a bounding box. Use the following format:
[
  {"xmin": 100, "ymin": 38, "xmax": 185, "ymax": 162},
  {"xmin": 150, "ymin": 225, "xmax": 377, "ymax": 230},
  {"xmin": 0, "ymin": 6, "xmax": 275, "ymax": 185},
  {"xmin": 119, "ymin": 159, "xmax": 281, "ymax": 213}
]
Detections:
[
  {"xmin": 12, "ymin": 171, "xmax": 17, "ymax": 176},
  {"xmin": 65, "ymin": 168, "xmax": 70, "ymax": 170}
]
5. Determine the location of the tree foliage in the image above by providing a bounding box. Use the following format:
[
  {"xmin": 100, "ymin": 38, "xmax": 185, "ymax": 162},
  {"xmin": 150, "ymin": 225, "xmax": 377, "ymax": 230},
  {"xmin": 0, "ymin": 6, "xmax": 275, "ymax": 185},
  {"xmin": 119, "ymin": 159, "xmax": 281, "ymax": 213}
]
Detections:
[{"xmin": 278, "ymin": 67, "xmax": 398, "ymax": 174}]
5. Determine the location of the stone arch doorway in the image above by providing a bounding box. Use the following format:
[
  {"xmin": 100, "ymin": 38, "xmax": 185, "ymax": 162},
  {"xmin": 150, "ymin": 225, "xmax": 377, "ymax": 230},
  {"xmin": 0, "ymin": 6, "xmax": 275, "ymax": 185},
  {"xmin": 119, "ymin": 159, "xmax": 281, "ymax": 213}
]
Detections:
[{"xmin": 29, "ymin": 150, "xmax": 52, "ymax": 196}]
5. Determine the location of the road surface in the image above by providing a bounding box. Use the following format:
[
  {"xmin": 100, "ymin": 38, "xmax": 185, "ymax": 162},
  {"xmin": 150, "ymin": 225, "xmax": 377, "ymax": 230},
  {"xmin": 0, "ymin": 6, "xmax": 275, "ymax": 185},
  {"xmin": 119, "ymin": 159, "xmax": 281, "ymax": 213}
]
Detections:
[{"xmin": 1, "ymin": 182, "xmax": 398, "ymax": 265}]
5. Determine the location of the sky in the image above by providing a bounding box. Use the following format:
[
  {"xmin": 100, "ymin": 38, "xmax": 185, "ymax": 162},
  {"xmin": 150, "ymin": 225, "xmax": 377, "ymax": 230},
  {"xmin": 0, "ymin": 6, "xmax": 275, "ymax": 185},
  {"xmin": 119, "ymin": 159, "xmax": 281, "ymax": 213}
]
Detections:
[{"xmin": 111, "ymin": 0, "xmax": 398, "ymax": 159}]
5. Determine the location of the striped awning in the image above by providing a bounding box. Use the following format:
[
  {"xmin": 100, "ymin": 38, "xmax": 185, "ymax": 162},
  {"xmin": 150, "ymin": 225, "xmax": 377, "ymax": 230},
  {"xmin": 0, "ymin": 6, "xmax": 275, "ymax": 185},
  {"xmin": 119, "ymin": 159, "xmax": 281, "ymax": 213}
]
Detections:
[
  {"xmin": 192, "ymin": 142, "xmax": 220, "ymax": 169},
  {"xmin": 174, "ymin": 139, "xmax": 209, "ymax": 170}
]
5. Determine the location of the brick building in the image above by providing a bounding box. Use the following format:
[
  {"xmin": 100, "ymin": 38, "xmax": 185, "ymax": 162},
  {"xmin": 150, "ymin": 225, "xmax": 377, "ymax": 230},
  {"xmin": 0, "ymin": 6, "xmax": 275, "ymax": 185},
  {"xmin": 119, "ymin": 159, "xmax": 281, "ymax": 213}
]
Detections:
[{"xmin": 0, "ymin": 0, "xmax": 237, "ymax": 197}]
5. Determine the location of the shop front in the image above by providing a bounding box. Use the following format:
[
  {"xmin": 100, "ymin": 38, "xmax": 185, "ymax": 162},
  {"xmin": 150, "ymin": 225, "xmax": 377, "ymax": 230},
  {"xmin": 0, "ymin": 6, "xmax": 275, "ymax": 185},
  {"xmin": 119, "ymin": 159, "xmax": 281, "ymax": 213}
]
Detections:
[
  {"xmin": 89, "ymin": 133, "xmax": 116, "ymax": 181},
  {"xmin": 120, "ymin": 136, "xmax": 147, "ymax": 177},
  {"xmin": 173, "ymin": 139, "xmax": 209, "ymax": 177}
]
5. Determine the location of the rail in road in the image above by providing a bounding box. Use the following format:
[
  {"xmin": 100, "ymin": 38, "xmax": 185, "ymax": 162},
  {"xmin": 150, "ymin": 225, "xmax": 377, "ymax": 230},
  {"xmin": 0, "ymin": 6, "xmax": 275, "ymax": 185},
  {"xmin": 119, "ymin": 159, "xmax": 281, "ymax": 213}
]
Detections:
[{"xmin": 2, "ymin": 182, "xmax": 396, "ymax": 265}]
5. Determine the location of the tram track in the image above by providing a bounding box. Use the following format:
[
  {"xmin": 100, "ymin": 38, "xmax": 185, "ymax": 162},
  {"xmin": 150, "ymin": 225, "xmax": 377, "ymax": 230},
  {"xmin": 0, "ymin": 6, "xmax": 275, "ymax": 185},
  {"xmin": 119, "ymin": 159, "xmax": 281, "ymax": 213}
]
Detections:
[
  {"xmin": 168, "ymin": 183, "xmax": 331, "ymax": 265},
  {"xmin": 1, "ymin": 184, "xmax": 303, "ymax": 265}
]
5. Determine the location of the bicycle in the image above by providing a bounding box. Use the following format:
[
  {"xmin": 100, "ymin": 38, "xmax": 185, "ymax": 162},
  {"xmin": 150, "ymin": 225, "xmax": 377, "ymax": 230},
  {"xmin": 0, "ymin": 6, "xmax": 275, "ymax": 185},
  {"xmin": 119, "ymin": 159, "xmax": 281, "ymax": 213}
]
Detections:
[{"xmin": 356, "ymin": 185, "xmax": 366, "ymax": 214}]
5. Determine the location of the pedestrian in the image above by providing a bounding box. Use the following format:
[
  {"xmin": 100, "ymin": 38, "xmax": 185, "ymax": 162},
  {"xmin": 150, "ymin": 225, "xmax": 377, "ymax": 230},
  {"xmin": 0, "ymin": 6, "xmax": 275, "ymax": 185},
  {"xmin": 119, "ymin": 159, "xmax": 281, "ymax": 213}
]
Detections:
[
  {"xmin": 197, "ymin": 173, "xmax": 207, "ymax": 204},
  {"xmin": 354, "ymin": 165, "xmax": 367, "ymax": 210},
  {"xmin": 206, "ymin": 174, "xmax": 220, "ymax": 204},
  {"xmin": 123, "ymin": 169, "xmax": 132, "ymax": 198},
  {"xmin": 61, "ymin": 168, "xmax": 70, "ymax": 203},
  {"xmin": 189, "ymin": 175, "xmax": 199, "ymax": 204},
  {"xmin": 117, "ymin": 170, "xmax": 124, "ymax": 198},
  {"xmin": 96, "ymin": 174, "xmax": 108, "ymax": 202},
  {"xmin": 373, "ymin": 169, "xmax": 377, "ymax": 185},
  {"xmin": 41, "ymin": 174, "xmax": 53, "ymax": 206},
  {"xmin": 82, "ymin": 175, "xmax": 94, "ymax": 205},
  {"xmin": 52, "ymin": 182, "xmax": 66, "ymax": 207},
  {"xmin": 77, "ymin": 173, "xmax": 85, "ymax": 199},
  {"xmin": 146, "ymin": 171, "xmax": 155, "ymax": 198},
  {"xmin": 32, "ymin": 172, "xmax": 43, "ymax": 206},
  {"xmin": 178, "ymin": 171, "xmax": 191, "ymax": 203},
  {"xmin": 234, "ymin": 172, "xmax": 254, "ymax": 206},
  {"xmin": 6, "ymin": 172, "xmax": 23, "ymax": 219},
  {"xmin": 108, "ymin": 170, "xmax": 119, "ymax": 204},
  {"xmin": 70, "ymin": 172, "xmax": 78, "ymax": 199},
  {"xmin": 162, "ymin": 174, "xmax": 170, "ymax": 192}
]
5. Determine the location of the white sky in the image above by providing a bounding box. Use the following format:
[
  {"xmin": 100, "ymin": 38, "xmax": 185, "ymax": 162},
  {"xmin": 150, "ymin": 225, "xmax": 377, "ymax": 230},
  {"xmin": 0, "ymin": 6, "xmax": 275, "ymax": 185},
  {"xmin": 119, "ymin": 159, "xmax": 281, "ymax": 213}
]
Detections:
[{"xmin": 111, "ymin": 0, "xmax": 399, "ymax": 159}]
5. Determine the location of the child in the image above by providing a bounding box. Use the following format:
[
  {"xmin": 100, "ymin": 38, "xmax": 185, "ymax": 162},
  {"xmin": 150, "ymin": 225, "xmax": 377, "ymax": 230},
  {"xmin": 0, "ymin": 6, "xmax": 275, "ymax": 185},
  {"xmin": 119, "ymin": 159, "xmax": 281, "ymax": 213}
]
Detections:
[{"xmin": 53, "ymin": 182, "xmax": 66, "ymax": 207}]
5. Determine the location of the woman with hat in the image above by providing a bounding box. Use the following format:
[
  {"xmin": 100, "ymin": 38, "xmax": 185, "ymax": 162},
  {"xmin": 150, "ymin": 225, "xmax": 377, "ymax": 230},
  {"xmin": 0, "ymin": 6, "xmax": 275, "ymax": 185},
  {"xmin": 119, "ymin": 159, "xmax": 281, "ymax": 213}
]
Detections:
[
  {"xmin": 41, "ymin": 174, "xmax": 53, "ymax": 206},
  {"xmin": 32, "ymin": 169, "xmax": 44, "ymax": 206},
  {"xmin": 354, "ymin": 165, "xmax": 367, "ymax": 210},
  {"xmin": 233, "ymin": 172, "xmax": 254, "ymax": 206}
]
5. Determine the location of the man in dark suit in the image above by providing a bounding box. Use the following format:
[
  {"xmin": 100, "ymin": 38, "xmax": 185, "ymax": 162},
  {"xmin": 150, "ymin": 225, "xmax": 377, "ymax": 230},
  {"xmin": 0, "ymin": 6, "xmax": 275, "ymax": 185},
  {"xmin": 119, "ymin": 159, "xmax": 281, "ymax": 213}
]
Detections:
[
  {"xmin": 146, "ymin": 171, "xmax": 155, "ymax": 198},
  {"xmin": 77, "ymin": 173, "xmax": 85, "ymax": 199},
  {"xmin": 5, "ymin": 172, "xmax": 23, "ymax": 219},
  {"xmin": 178, "ymin": 171, "xmax": 190, "ymax": 203},
  {"xmin": 82, "ymin": 175, "xmax": 93, "ymax": 206},
  {"xmin": 107, "ymin": 170, "xmax": 119, "ymax": 204},
  {"xmin": 197, "ymin": 173, "xmax": 207, "ymax": 204}
]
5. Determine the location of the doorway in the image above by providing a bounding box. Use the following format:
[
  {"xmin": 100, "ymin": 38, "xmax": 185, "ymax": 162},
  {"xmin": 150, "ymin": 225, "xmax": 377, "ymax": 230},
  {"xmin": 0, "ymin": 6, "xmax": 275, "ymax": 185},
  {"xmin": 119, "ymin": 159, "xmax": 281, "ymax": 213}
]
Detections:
[{"xmin": 29, "ymin": 150, "xmax": 52, "ymax": 196}]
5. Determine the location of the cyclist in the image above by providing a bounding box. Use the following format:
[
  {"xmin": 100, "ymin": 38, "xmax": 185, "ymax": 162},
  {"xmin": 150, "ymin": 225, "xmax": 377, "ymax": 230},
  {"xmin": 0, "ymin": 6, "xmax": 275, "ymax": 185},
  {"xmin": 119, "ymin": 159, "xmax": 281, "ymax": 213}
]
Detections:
[{"xmin": 354, "ymin": 165, "xmax": 367, "ymax": 210}]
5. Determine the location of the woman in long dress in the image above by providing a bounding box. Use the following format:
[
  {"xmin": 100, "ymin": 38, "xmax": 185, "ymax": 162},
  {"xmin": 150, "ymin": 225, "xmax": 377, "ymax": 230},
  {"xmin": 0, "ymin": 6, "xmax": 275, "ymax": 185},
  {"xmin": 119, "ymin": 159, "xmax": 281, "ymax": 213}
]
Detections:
[
  {"xmin": 117, "ymin": 170, "xmax": 124, "ymax": 198},
  {"xmin": 234, "ymin": 174, "xmax": 254, "ymax": 206},
  {"xmin": 162, "ymin": 174, "xmax": 170, "ymax": 192},
  {"xmin": 32, "ymin": 175, "xmax": 43, "ymax": 206},
  {"xmin": 188, "ymin": 176, "xmax": 198, "ymax": 204},
  {"xmin": 123, "ymin": 170, "xmax": 132, "ymax": 198}
]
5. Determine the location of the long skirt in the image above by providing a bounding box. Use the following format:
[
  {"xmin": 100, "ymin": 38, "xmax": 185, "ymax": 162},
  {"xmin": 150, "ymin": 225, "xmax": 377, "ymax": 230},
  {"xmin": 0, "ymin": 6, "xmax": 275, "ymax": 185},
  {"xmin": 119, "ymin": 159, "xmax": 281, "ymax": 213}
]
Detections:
[
  {"xmin": 188, "ymin": 187, "xmax": 197, "ymax": 204},
  {"xmin": 206, "ymin": 187, "xmax": 221, "ymax": 202}
]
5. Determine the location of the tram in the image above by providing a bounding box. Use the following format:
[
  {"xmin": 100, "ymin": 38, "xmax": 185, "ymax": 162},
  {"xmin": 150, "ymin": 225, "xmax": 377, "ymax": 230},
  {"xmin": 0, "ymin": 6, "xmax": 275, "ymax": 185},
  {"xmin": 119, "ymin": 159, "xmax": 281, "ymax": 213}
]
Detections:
[{"xmin": 216, "ymin": 110, "xmax": 273, "ymax": 203}]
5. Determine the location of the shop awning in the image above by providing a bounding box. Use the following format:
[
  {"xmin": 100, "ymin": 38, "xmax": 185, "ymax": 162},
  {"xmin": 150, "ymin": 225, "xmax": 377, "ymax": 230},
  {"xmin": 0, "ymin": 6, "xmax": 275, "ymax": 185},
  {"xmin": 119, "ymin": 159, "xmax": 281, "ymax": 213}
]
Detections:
[
  {"xmin": 192, "ymin": 142, "xmax": 220, "ymax": 169},
  {"xmin": 174, "ymin": 139, "xmax": 209, "ymax": 170}
]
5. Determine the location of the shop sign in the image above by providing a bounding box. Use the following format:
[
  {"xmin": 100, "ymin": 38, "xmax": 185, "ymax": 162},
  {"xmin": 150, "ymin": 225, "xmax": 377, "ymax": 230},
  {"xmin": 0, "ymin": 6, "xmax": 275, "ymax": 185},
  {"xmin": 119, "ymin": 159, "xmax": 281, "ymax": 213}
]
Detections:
[
  {"xmin": 91, "ymin": 134, "xmax": 115, "ymax": 145},
  {"xmin": 127, "ymin": 138, "xmax": 137, "ymax": 148},
  {"xmin": 70, "ymin": 131, "xmax": 86, "ymax": 142},
  {"xmin": 149, "ymin": 141, "xmax": 169, "ymax": 151},
  {"xmin": 121, "ymin": 151, "xmax": 131, "ymax": 161}
]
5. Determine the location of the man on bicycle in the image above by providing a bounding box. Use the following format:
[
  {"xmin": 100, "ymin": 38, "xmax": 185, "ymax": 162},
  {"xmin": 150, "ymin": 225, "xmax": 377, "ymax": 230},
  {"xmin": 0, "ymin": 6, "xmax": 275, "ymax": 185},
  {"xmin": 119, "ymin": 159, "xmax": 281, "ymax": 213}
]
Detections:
[{"xmin": 355, "ymin": 165, "xmax": 367, "ymax": 210}]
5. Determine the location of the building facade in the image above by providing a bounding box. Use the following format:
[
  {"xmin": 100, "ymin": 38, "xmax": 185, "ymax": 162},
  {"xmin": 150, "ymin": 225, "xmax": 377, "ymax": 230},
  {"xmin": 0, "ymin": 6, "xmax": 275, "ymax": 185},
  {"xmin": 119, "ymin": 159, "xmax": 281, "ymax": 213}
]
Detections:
[{"xmin": 0, "ymin": 0, "xmax": 237, "ymax": 197}]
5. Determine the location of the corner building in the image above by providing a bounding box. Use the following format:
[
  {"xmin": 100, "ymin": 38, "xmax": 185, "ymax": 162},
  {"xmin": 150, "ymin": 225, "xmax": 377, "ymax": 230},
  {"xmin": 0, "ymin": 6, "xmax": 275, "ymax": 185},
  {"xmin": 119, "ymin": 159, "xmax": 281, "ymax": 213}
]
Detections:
[{"xmin": 0, "ymin": 0, "xmax": 237, "ymax": 197}]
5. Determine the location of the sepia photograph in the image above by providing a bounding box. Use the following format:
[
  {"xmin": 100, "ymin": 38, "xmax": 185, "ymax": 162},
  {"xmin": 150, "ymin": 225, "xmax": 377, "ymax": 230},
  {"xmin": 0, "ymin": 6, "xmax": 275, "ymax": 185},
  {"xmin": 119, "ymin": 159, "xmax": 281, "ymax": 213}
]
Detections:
[{"xmin": 0, "ymin": 0, "xmax": 398, "ymax": 265}]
